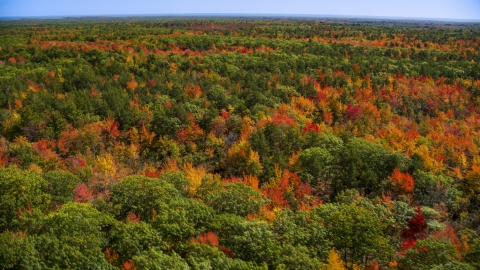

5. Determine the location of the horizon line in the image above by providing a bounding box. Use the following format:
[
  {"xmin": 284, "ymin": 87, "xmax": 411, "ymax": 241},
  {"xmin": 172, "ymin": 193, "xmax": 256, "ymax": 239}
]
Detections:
[{"xmin": 1, "ymin": 13, "xmax": 480, "ymax": 23}]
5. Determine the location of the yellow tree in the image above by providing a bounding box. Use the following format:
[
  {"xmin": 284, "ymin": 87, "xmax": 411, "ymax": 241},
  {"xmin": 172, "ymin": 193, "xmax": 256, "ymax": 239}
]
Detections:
[{"xmin": 325, "ymin": 248, "xmax": 346, "ymax": 270}]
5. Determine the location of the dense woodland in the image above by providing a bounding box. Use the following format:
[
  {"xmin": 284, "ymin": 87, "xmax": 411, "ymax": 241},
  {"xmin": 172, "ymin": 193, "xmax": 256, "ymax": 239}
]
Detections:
[{"xmin": 0, "ymin": 17, "xmax": 480, "ymax": 269}]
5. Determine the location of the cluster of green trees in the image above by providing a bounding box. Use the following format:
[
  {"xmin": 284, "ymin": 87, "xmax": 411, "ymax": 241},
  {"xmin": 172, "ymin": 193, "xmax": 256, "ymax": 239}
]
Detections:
[{"xmin": 2, "ymin": 166, "xmax": 478, "ymax": 269}]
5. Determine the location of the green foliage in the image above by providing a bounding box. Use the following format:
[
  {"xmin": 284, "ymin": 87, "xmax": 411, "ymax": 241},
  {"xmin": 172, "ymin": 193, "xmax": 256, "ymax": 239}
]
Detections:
[
  {"xmin": 160, "ymin": 171, "xmax": 190, "ymax": 196},
  {"xmin": 337, "ymin": 138, "xmax": 405, "ymax": 197},
  {"xmin": 109, "ymin": 221, "xmax": 165, "ymax": 264},
  {"xmin": 413, "ymin": 171, "xmax": 460, "ymax": 209},
  {"xmin": 298, "ymin": 147, "xmax": 334, "ymax": 185},
  {"xmin": 185, "ymin": 243, "xmax": 267, "ymax": 270},
  {"xmin": 399, "ymin": 238, "xmax": 460, "ymax": 270},
  {"xmin": 0, "ymin": 231, "xmax": 43, "ymax": 269},
  {"xmin": 205, "ymin": 183, "xmax": 266, "ymax": 216},
  {"xmin": 224, "ymin": 219, "xmax": 283, "ymax": 267},
  {"xmin": 42, "ymin": 170, "xmax": 81, "ymax": 206},
  {"xmin": 132, "ymin": 248, "xmax": 189, "ymax": 270},
  {"xmin": 110, "ymin": 175, "xmax": 181, "ymax": 221},
  {"xmin": 151, "ymin": 198, "xmax": 215, "ymax": 250},
  {"xmin": 464, "ymin": 239, "xmax": 480, "ymax": 269},
  {"xmin": 0, "ymin": 17, "xmax": 479, "ymax": 269},
  {"xmin": 34, "ymin": 202, "xmax": 115, "ymax": 269},
  {"xmin": 0, "ymin": 166, "xmax": 50, "ymax": 230},
  {"xmin": 273, "ymin": 209, "xmax": 330, "ymax": 258},
  {"xmin": 314, "ymin": 199, "xmax": 394, "ymax": 266}
]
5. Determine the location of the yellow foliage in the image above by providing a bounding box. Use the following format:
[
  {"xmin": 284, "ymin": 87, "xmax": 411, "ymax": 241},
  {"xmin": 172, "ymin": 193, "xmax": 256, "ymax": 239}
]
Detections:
[
  {"xmin": 325, "ymin": 248, "xmax": 346, "ymax": 270},
  {"xmin": 416, "ymin": 144, "xmax": 441, "ymax": 172},
  {"xmin": 388, "ymin": 260, "xmax": 399, "ymax": 270},
  {"xmin": 126, "ymin": 143, "xmax": 139, "ymax": 159},
  {"xmin": 243, "ymin": 174, "xmax": 259, "ymax": 191},
  {"xmin": 290, "ymin": 96, "xmax": 315, "ymax": 117},
  {"xmin": 258, "ymin": 205, "xmax": 276, "ymax": 224},
  {"xmin": 288, "ymin": 151, "xmax": 300, "ymax": 167},
  {"xmin": 2, "ymin": 112, "xmax": 21, "ymax": 134},
  {"xmin": 183, "ymin": 162, "xmax": 207, "ymax": 195},
  {"xmin": 96, "ymin": 153, "xmax": 116, "ymax": 177},
  {"xmin": 270, "ymin": 163, "xmax": 283, "ymax": 185},
  {"xmin": 249, "ymin": 150, "xmax": 262, "ymax": 168},
  {"xmin": 125, "ymin": 55, "xmax": 134, "ymax": 65},
  {"xmin": 170, "ymin": 62, "xmax": 178, "ymax": 74},
  {"xmin": 240, "ymin": 116, "xmax": 255, "ymax": 139},
  {"xmin": 352, "ymin": 264, "xmax": 362, "ymax": 270},
  {"xmin": 28, "ymin": 164, "xmax": 43, "ymax": 174}
]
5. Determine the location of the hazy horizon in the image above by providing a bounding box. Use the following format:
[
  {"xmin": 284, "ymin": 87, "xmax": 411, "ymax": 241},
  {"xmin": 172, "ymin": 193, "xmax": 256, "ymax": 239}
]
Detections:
[
  {"xmin": 1, "ymin": 0, "xmax": 479, "ymax": 21},
  {"xmin": 1, "ymin": 13, "xmax": 480, "ymax": 23}
]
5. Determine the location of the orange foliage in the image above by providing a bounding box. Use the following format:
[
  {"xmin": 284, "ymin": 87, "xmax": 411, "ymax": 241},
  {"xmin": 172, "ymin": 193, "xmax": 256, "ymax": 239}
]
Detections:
[
  {"xmin": 104, "ymin": 248, "xmax": 119, "ymax": 264},
  {"xmin": 432, "ymin": 225, "xmax": 461, "ymax": 259},
  {"xmin": 122, "ymin": 260, "xmax": 137, "ymax": 270},
  {"xmin": 74, "ymin": 183, "xmax": 94, "ymax": 202},
  {"xmin": 190, "ymin": 232, "xmax": 219, "ymax": 247},
  {"xmin": 243, "ymin": 174, "xmax": 260, "ymax": 191},
  {"xmin": 185, "ymin": 84, "xmax": 202, "ymax": 98},
  {"xmin": 390, "ymin": 168, "xmax": 414, "ymax": 195},
  {"xmin": 126, "ymin": 79, "xmax": 138, "ymax": 91},
  {"xmin": 127, "ymin": 212, "xmax": 140, "ymax": 223}
]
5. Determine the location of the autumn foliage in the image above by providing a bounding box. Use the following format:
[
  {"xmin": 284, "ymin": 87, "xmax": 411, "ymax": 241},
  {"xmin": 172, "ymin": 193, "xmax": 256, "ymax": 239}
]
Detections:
[{"xmin": 0, "ymin": 17, "xmax": 479, "ymax": 270}]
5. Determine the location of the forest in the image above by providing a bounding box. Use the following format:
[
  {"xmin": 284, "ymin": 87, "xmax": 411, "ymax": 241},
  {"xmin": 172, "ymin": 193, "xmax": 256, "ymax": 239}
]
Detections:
[{"xmin": 0, "ymin": 17, "xmax": 480, "ymax": 269}]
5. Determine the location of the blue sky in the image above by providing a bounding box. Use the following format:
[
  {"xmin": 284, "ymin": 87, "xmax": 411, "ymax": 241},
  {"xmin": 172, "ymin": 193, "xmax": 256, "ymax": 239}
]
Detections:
[{"xmin": 1, "ymin": 0, "xmax": 479, "ymax": 20}]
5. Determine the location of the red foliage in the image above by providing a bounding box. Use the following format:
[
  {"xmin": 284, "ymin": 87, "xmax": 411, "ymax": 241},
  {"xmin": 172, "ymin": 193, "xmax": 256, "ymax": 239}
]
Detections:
[
  {"xmin": 197, "ymin": 232, "xmax": 219, "ymax": 247},
  {"xmin": 106, "ymin": 119, "xmax": 120, "ymax": 138},
  {"xmin": 145, "ymin": 168, "xmax": 160, "ymax": 178},
  {"xmin": 401, "ymin": 238, "xmax": 417, "ymax": 250},
  {"xmin": 74, "ymin": 183, "xmax": 94, "ymax": 202},
  {"xmin": 294, "ymin": 182, "xmax": 313, "ymax": 198},
  {"xmin": 272, "ymin": 113, "xmax": 296, "ymax": 127},
  {"xmin": 69, "ymin": 156, "xmax": 86, "ymax": 169},
  {"xmin": 262, "ymin": 187, "xmax": 288, "ymax": 208},
  {"xmin": 0, "ymin": 153, "xmax": 8, "ymax": 167},
  {"xmin": 147, "ymin": 79, "xmax": 157, "ymax": 87},
  {"xmin": 432, "ymin": 225, "xmax": 461, "ymax": 254},
  {"xmin": 127, "ymin": 212, "xmax": 140, "ymax": 223},
  {"xmin": 122, "ymin": 260, "xmax": 137, "ymax": 270},
  {"xmin": 402, "ymin": 206, "xmax": 427, "ymax": 241},
  {"xmin": 26, "ymin": 79, "xmax": 40, "ymax": 92},
  {"xmin": 345, "ymin": 104, "xmax": 362, "ymax": 120},
  {"xmin": 220, "ymin": 109, "xmax": 231, "ymax": 120},
  {"xmin": 220, "ymin": 246, "xmax": 235, "ymax": 258},
  {"xmin": 366, "ymin": 261, "xmax": 379, "ymax": 270},
  {"xmin": 302, "ymin": 122, "xmax": 319, "ymax": 135}
]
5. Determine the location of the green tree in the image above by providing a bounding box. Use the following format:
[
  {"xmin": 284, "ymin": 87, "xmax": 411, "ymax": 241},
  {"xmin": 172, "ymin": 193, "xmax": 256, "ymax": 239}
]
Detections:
[
  {"xmin": 399, "ymin": 238, "xmax": 468, "ymax": 270},
  {"xmin": 205, "ymin": 183, "xmax": 267, "ymax": 216},
  {"xmin": 34, "ymin": 202, "xmax": 115, "ymax": 269},
  {"xmin": 110, "ymin": 175, "xmax": 181, "ymax": 221},
  {"xmin": 0, "ymin": 167, "xmax": 50, "ymax": 230},
  {"xmin": 42, "ymin": 170, "xmax": 81, "ymax": 207},
  {"xmin": 185, "ymin": 243, "xmax": 267, "ymax": 270},
  {"xmin": 314, "ymin": 200, "xmax": 394, "ymax": 267},
  {"xmin": 0, "ymin": 231, "xmax": 43, "ymax": 269},
  {"xmin": 109, "ymin": 220, "xmax": 165, "ymax": 265},
  {"xmin": 132, "ymin": 248, "xmax": 189, "ymax": 270}
]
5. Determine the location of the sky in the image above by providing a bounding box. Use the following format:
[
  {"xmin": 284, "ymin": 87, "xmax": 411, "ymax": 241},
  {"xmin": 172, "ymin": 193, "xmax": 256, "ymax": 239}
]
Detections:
[{"xmin": 0, "ymin": 0, "xmax": 479, "ymax": 21}]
